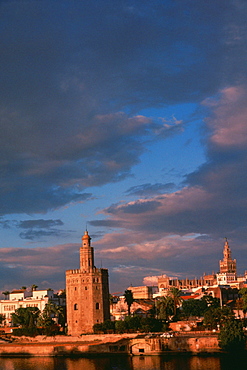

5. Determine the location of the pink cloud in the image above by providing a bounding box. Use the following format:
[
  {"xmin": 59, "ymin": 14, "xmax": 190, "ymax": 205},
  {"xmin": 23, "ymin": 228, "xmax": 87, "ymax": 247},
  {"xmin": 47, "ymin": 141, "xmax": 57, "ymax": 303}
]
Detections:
[{"xmin": 203, "ymin": 86, "xmax": 247, "ymax": 148}]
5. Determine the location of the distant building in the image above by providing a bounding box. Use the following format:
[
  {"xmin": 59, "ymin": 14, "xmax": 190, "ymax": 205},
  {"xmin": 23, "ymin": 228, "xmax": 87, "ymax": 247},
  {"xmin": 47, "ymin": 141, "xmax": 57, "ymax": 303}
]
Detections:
[
  {"xmin": 110, "ymin": 296, "xmax": 153, "ymax": 321},
  {"xmin": 0, "ymin": 289, "xmax": 60, "ymax": 326},
  {"xmin": 127, "ymin": 286, "xmax": 154, "ymax": 300},
  {"xmin": 66, "ymin": 230, "xmax": 110, "ymax": 335},
  {"xmin": 156, "ymin": 239, "xmax": 244, "ymax": 294},
  {"xmin": 219, "ymin": 238, "xmax": 236, "ymax": 274}
]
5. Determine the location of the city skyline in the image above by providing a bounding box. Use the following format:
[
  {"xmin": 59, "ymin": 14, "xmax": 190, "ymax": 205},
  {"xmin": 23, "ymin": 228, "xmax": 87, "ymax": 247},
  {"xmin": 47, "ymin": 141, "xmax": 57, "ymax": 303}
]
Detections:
[{"xmin": 0, "ymin": 1, "xmax": 247, "ymax": 293}]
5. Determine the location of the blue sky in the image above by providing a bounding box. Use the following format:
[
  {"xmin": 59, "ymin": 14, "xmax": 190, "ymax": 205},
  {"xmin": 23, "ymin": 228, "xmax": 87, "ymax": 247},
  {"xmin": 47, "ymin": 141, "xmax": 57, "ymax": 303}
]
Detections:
[{"xmin": 0, "ymin": 0, "xmax": 247, "ymax": 293}]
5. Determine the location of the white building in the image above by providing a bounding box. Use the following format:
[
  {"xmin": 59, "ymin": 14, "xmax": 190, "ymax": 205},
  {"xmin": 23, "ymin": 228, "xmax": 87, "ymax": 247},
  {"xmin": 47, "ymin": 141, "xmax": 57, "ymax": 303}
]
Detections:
[{"xmin": 0, "ymin": 289, "xmax": 58, "ymax": 326}]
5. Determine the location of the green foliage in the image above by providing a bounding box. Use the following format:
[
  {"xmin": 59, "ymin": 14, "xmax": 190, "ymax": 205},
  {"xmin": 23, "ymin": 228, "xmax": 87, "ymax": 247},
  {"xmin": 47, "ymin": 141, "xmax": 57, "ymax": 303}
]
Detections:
[
  {"xmin": 239, "ymin": 288, "xmax": 247, "ymax": 316},
  {"xmin": 102, "ymin": 319, "xmax": 115, "ymax": 332},
  {"xmin": 181, "ymin": 299, "xmax": 207, "ymax": 319},
  {"xmin": 218, "ymin": 319, "xmax": 246, "ymax": 352},
  {"xmin": 11, "ymin": 307, "xmax": 40, "ymax": 328},
  {"xmin": 93, "ymin": 323, "xmax": 104, "ymax": 333},
  {"xmin": 203, "ymin": 306, "xmax": 234, "ymax": 330},
  {"xmin": 11, "ymin": 303, "xmax": 64, "ymax": 336},
  {"xmin": 37, "ymin": 302, "xmax": 65, "ymax": 331},
  {"xmin": 0, "ymin": 314, "xmax": 5, "ymax": 325},
  {"xmin": 201, "ymin": 295, "xmax": 220, "ymax": 309},
  {"xmin": 12, "ymin": 327, "xmax": 40, "ymax": 337},
  {"xmin": 140, "ymin": 317, "xmax": 163, "ymax": 333},
  {"xmin": 156, "ymin": 296, "xmax": 173, "ymax": 321},
  {"xmin": 93, "ymin": 320, "xmax": 115, "ymax": 333},
  {"xmin": 96, "ymin": 315, "xmax": 163, "ymax": 334},
  {"xmin": 115, "ymin": 320, "xmax": 127, "ymax": 334},
  {"xmin": 125, "ymin": 315, "xmax": 141, "ymax": 331},
  {"xmin": 167, "ymin": 288, "xmax": 183, "ymax": 316}
]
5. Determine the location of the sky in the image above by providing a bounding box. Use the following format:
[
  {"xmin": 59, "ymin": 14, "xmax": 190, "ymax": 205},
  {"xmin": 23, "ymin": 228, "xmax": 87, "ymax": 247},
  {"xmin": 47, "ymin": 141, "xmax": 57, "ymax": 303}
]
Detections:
[{"xmin": 0, "ymin": 0, "xmax": 247, "ymax": 294}]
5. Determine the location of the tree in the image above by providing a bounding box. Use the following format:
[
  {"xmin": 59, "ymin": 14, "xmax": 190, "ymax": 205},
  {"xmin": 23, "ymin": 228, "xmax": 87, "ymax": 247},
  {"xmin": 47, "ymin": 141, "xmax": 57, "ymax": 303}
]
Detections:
[
  {"xmin": 39, "ymin": 302, "xmax": 64, "ymax": 326},
  {"xmin": 0, "ymin": 314, "xmax": 5, "ymax": 326},
  {"xmin": 201, "ymin": 294, "xmax": 220, "ymax": 309},
  {"xmin": 2, "ymin": 291, "xmax": 10, "ymax": 300},
  {"xmin": 125, "ymin": 315, "xmax": 141, "ymax": 332},
  {"xmin": 11, "ymin": 307, "xmax": 40, "ymax": 328},
  {"xmin": 156, "ymin": 296, "xmax": 174, "ymax": 321},
  {"xmin": 218, "ymin": 319, "xmax": 246, "ymax": 352},
  {"xmin": 115, "ymin": 320, "xmax": 127, "ymax": 334},
  {"xmin": 124, "ymin": 290, "xmax": 134, "ymax": 316},
  {"xmin": 31, "ymin": 284, "xmax": 38, "ymax": 291},
  {"xmin": 140, "ymin": 317, "xmax": 163, "ymax": 333},
  {"xmin": 168, "ymin": 287, "xmax": 183, "ymax": 316},
  {"xmin": 203, "ymin": 306, "xmax": 234, "ymax": 330},
  {"xmin": 239, "ymin": 288, "xmax": 247, "ymax": 317},
  {"xmin": 181, "ymin": 298, "xmax": 207, "ymax": 319}
]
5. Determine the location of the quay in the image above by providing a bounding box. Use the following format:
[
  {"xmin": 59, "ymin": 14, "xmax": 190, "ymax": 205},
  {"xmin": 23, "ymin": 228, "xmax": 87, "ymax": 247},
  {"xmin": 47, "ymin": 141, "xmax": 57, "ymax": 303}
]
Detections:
[{"xmin": 0, "ymin": 332, "xmax": 220, "ymax": 357}]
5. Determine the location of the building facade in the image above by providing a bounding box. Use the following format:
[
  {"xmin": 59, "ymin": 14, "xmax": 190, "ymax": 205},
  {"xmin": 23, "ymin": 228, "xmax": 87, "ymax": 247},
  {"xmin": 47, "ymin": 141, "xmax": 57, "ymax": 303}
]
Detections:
[
  {"xmin": 0, "ymin": 289, "xmax": 59, "ymax": 326},
  {"xmin": 66, "ymin": 230, "xmax": 110, "ymax": 335}
]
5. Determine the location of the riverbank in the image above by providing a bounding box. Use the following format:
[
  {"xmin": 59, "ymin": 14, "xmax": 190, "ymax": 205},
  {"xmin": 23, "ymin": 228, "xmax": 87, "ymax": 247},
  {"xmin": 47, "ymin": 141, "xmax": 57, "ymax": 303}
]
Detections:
[{"xmin": 0, "ymin": 332, "xmax": 222, "ymax": 357}]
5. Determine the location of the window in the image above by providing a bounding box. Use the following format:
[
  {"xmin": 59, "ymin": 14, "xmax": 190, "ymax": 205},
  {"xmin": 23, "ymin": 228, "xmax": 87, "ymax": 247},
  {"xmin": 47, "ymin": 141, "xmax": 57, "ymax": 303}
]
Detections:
[
  {"xmin": 96, "ymin": 302, "xmax": 99, "ymax": 310},
  {"xmin": 74, "ymin": 304, "xmax": 78, "ymax": 310}
]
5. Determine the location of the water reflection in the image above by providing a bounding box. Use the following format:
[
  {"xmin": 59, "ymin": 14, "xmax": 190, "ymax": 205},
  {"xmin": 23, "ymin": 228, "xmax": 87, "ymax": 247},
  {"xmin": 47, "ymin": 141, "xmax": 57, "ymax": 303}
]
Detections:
[
  {"xmin": 131, "ymin": 355, "xmax": 222, "ymax": 370},
  {"xmin": 0, "ymin": 354, "xmax": 246, "ymax": 370}
]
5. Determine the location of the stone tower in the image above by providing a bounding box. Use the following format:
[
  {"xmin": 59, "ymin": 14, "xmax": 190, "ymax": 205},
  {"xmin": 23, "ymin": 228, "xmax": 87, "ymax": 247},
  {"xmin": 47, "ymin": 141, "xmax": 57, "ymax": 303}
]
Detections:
[
  {"xmin": 219, "ymin": 238, "xmax": 236, "ymax": 274},
  {"xmin": 66, "ymin": 230, "xmax": 110, "ymax": 335}
]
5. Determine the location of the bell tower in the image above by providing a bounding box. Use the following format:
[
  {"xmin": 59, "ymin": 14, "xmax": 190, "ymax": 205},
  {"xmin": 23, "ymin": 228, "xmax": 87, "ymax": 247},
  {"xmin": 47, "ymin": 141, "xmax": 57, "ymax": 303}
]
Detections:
[
  {"xmin": 219, "ymin": 238, "xmax": 236, "ymax": 274},
  {"xmin": 80, "ymin": 230, "xmax": 94, "ymax": 272}
]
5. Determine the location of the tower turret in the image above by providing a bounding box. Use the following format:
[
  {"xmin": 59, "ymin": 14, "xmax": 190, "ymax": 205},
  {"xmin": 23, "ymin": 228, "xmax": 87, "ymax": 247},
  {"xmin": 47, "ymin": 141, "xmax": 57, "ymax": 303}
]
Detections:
[{"xmin": 80, "ymin": 230, "xmax": 94, "ymax": 272}]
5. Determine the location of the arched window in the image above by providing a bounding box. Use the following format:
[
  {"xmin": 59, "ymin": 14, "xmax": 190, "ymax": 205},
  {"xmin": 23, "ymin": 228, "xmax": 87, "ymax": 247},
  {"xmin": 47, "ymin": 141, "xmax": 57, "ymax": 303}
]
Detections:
[
  {"xmin": 74, "ymin": 303, "xmax": 78, "ymax": 310},
  {"xmin": 96, "ymin": 302, "xmax": 100, "ymax": 310}
]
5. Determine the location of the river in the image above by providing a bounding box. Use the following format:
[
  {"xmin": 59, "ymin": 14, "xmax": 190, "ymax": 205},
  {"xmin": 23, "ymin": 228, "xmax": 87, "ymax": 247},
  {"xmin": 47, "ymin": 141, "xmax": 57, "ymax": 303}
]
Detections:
[{"xmin": 0, "ymin": 354, "xmax": 245, "ymax": 370}]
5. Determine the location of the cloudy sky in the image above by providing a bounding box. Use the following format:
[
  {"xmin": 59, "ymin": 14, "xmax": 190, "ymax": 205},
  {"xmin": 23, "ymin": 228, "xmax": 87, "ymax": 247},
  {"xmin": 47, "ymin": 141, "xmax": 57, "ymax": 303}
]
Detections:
[{"xmin": 0, "ymin": 0, "xmax": 247, "ymax": 294}]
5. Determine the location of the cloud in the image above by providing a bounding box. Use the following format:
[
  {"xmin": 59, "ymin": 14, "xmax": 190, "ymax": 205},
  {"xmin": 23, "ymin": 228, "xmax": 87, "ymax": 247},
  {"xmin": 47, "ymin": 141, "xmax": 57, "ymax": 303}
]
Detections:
[
  {"xmin": 90, "ymin": 85, "xmax": 247, "ymax": 286},
  {"xmin": 125, "ymin": 182, "xmax": 175, "ymax": 197},
  {"xmin": 95, "ymin": 86, "xmax": 247, "ymax": 238},
  {"xmin": 0, "ymin": 218, "xmax": 74, "ymax": 241},
  {"xmin": 0, "ymin": 243, "xmax": 80, "ymax": 291},
  {"xmin": 0, "ymin": 1, "xmax": 244, "ymax": 216},
  {"xmin": 18, "ymin": 219, "xmax": 63, "ymax": 229}
]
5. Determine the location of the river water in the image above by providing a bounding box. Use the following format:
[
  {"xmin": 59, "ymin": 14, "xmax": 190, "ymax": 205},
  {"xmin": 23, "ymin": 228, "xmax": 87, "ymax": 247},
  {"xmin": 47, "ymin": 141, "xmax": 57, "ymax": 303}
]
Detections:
[{"xmin": 0, "ymin": 354, "xmax": 245, "ymax": 370}]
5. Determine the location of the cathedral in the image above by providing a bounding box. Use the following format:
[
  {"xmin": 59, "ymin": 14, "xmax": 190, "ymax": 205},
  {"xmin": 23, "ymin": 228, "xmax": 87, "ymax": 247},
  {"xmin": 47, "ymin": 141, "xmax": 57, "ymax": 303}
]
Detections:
[{"xmin": 66, "ymin": 230, "xmax": 110, "ymax": 335}]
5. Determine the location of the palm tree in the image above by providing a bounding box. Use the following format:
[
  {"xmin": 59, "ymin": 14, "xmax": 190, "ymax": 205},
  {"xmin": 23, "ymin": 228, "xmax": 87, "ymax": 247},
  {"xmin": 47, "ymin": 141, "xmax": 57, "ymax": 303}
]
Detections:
[
  {"xmin": 156, "ymin": 296, "xmax": 174, "ymax": 321},
  {"xmin": 31, "ymin": 284, "xmax": 38, "ymax": 291},
  {"xmin": 2, "ymin": 291, "xmax": 10, "ymax": 300},
  {"xmin": 124, "ymin": 289, "xmax": 134, "ymax": 316},
  {"xmin": 43, "ymin": 302, "xmax": 64, "ymax": 325},
  {"xmin": 168, "ymin": 287, "xmax": 183, "ymax": 316}
]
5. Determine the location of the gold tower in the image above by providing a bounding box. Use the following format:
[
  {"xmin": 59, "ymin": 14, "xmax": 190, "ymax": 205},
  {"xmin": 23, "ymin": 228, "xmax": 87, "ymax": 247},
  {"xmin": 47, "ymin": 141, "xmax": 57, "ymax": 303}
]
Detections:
[{"xmin": 66, "ymin": 230, "xmax": 110, "ymax": 335}]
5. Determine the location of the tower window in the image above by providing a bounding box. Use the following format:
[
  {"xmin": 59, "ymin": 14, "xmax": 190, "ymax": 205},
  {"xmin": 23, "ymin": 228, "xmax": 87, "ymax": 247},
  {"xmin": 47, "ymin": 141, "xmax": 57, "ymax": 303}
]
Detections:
[
  {"xmin": 96, "ymin": 303, "xmax": 100, "ymax": 310},
  {"xmin": 74, "ymin": 304, "xmax": 78, "ymax": 310},
  {"xmin": 85, "ymin": 286, "xmax": 87, "ymax": 290}
]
